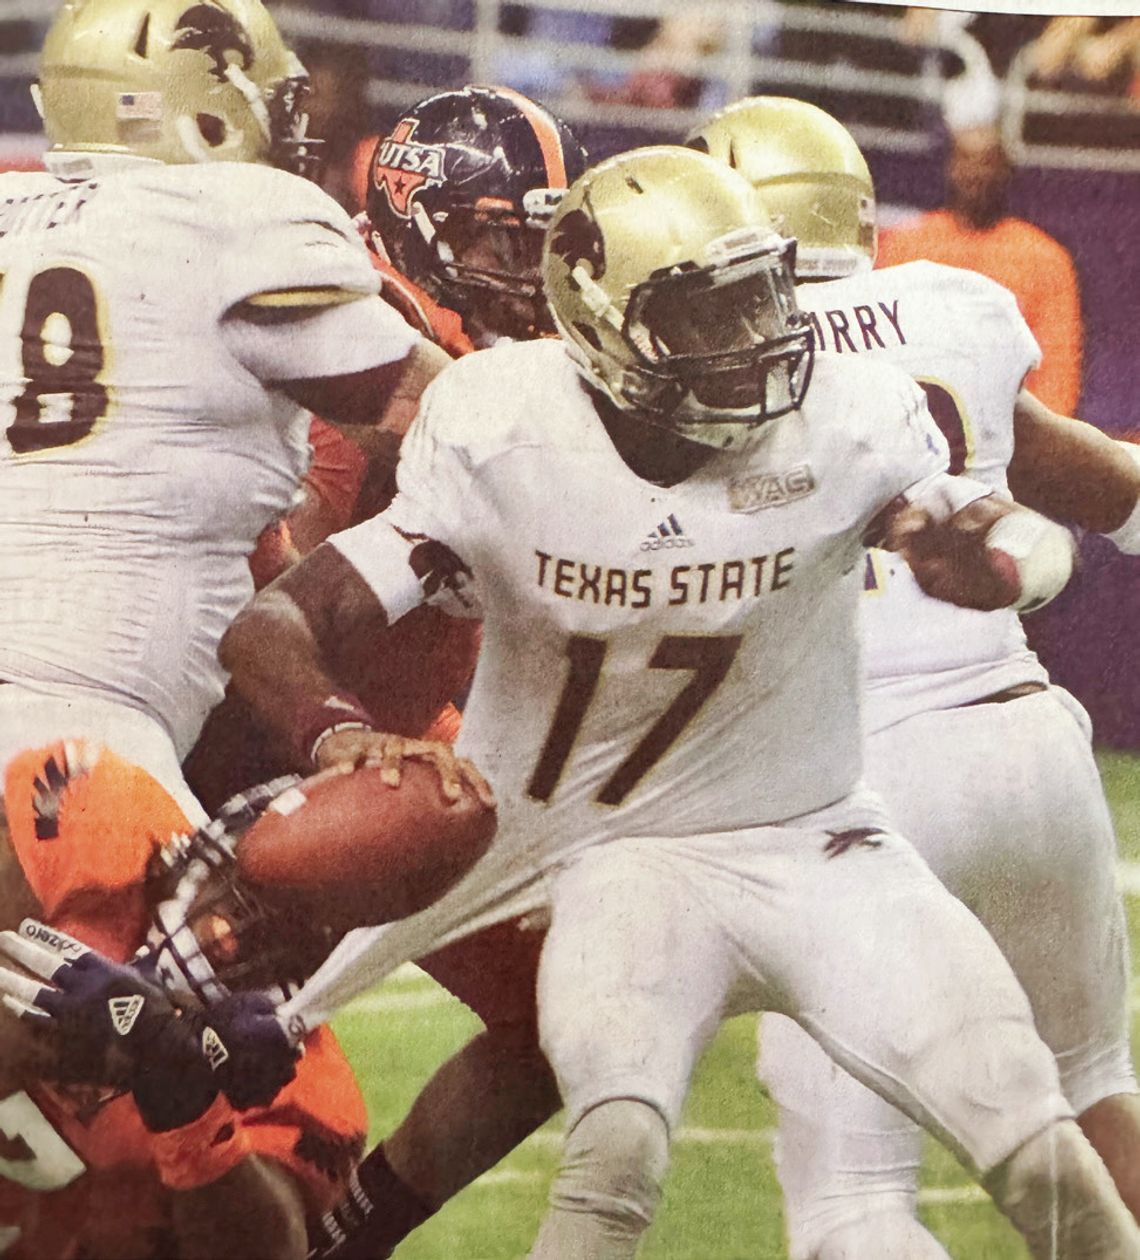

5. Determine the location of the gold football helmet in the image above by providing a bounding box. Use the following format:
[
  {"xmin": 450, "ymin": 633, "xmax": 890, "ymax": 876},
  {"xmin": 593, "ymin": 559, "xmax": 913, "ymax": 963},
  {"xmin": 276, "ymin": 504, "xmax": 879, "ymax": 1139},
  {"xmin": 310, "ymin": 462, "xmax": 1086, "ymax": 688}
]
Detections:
[
  {"xmin": 543, "ymin": 145, "xmax": 813, "ymax": 450},
  {"xmin": 688, "ymin": 97, "xmax": 876, "ymax": 279},
  {"xmin": 35, "ymin": 0, "xmax": 319, "ymax": 173}
]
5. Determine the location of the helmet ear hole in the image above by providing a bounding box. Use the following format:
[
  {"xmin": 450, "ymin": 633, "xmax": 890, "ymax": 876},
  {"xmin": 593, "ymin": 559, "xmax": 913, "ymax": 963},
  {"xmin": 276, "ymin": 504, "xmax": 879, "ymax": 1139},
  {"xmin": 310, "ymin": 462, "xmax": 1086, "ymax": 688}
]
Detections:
[{"xmin": 197, "ymin": 113, "xmax": 226, "ymax": 147}]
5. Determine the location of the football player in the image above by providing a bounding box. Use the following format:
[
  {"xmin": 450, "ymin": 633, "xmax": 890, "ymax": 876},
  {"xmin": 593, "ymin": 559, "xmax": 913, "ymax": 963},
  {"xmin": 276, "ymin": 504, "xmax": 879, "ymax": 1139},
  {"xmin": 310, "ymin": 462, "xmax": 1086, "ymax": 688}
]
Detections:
[
  {"xmin": 0, "ymin": 740, "xmax": 494, "ymax": 1259},
  {"xmin": 689, "ymin": 95, "xmax": 1140, "ymax": 1260},
  {"xmin": 184, "ymin": 85, "xmax": 589, "ymax": 1259},
  {"xmin": 186, "ymin": 84, "xmax": 590, "ymax": 809},
  {"xmin": 0, "ymin": 752, "xmax": 359, "ymax": 1260},
  {"xmin": 0, "ymin": 1, "xmax": 447, "ymax": 1251},
  {"xmin": 0, "ymin": 0, "xmax": 449, "ymax": 814},
  {"xmin": 219, "ymin": 146, "xmax": 1137, "ymax": 1258}
]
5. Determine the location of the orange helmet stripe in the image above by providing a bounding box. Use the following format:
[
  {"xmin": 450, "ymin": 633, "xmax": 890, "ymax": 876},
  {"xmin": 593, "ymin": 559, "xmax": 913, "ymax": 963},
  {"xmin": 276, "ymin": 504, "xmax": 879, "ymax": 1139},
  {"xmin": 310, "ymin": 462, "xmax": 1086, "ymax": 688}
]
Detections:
[{"xmin": 492, "ymin": 85, "xmax": 568, "ymax": 188}]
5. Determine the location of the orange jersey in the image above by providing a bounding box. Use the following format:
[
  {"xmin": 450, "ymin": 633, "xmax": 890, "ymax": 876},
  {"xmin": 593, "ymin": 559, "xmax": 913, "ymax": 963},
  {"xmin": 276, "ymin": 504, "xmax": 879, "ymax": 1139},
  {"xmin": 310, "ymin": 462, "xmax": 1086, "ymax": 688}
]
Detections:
[
  {"xmin": 370, "ymin": 254, "xmax": 475, "ymax": 360},
  {"xmin": 877, "ymin": 211, "xmax": 1083, "ymax": 414},
  {"xmin": 0, "ymin": 744, "xmax": 366, "ymax": 1259}
]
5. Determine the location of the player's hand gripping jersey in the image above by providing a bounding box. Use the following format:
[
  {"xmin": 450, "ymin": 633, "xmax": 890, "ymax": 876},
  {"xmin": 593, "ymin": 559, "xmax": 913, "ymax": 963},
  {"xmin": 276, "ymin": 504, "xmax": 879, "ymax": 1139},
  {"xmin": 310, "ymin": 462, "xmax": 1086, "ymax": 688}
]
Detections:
[
  {"xmin": 0, "ymin": 744, "xmax": 365, "ymax": 1260},
  {"xmin": 0, "ymin": 158, "xmax": 417, "ymax": 758},
  {"xmin": 331, "ymin": 339, "xmax": 961, "ymax": 848},
  {"xmin": 798, "ymin": 260, "xmax": 1050, "ymax": 732}
]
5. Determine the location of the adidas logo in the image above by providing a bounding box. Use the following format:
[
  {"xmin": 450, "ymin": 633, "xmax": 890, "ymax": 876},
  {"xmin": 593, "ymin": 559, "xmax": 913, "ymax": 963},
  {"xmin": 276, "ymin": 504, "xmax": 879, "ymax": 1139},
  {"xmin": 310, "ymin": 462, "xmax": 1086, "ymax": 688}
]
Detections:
[
  {"xmin": 201, "ymin": 1025, "xmax": 230, "ymax": 1071},
  {"xmin": 108, "ymin": 994, "xmax": 145, "ymax": 1037},
  {"xmin": 640, "ymin": 514, "xmax": 694, "ymax": 551}
]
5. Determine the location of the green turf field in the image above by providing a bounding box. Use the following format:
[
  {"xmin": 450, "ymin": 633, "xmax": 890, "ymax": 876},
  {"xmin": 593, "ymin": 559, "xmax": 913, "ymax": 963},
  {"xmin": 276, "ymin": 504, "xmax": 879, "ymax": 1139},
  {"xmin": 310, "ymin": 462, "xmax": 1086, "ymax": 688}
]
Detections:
[{"xmin": 332, "ymin": 750, "xmax": 1140, "ymax": 1259}]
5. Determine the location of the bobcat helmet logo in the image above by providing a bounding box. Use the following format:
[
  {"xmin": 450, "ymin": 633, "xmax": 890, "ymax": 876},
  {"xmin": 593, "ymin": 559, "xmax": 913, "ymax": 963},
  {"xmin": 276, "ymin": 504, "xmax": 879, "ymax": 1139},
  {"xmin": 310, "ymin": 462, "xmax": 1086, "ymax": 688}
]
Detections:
[
  {"xmin": 549, "ymin": 207, "xmax": 607, "ymax": 284},
  {"xmin": 372, "ymin": 118, "xmax": 447, "ymax": 218},
  {"xmin": 173, "ymin": 3, "xmax": 255, "ymax": 82}
]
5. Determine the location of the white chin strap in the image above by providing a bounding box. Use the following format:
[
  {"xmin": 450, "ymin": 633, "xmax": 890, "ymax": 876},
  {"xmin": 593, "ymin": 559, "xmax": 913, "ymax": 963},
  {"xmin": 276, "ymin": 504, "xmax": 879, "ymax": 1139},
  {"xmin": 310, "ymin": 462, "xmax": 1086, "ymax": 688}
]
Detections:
[{"xmin": 224, "ymin": 63, "xmax": 272, "ymax": 142}]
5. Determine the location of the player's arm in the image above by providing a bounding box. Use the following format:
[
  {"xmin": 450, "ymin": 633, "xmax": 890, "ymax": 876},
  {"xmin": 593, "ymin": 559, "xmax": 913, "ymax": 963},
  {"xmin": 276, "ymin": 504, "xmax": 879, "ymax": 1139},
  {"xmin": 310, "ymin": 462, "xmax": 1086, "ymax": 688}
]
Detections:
[
  {"xmin": 221, "ymin": 543, "xmax": 391, "ymax": 768},
  {"xmin": 1008, "ymin": 389, "xmax": 1140, "ymax": 546},
  {"xmin": 221, "ymin": 539, "xmax": 488, "ymax": 801},
  {"xmin": 220, "ymin": 169, "xmax": 451, "ymax": 436},
  {"xmin": 275, "ymin": 336, "xmax": 451, "ymax": 436},
  {"xmin": 172, "ymin": 1157, "xmax": 308, "ymax": 1260},
  {"xmin": 875, "ymin": 480, "xmax": 1076, "ymax": 614}
]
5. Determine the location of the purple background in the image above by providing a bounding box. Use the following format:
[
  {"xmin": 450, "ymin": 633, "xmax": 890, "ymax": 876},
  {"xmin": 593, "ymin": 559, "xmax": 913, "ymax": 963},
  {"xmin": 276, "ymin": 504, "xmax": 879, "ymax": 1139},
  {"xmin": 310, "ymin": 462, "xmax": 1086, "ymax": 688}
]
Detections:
[{"xmin": 874, "ymin": 150, "xmax": 1140, "ymax": 747}]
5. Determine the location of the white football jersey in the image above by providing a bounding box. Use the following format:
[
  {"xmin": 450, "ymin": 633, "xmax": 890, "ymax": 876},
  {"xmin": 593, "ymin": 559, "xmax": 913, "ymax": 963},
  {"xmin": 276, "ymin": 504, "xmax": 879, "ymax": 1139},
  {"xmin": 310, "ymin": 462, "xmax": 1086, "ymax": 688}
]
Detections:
[
  {"xmin": 333, "ymin": 339, "xmax": 950, "ymax": 859},
  {"xmin": 0, "ymin": 157, "xmax": 418, "ymax": 756},
  {"xmin": 798, "ymin": 261, "xmax": 1050, "ymax": 732}
]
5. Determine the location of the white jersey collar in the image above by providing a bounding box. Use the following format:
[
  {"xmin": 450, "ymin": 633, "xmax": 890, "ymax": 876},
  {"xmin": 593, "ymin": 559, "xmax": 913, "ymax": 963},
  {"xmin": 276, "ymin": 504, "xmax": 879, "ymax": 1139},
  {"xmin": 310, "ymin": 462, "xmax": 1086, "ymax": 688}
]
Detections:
[{"xmin": 44, "ymin": 150, "xmax": 164, "ymax": 179}]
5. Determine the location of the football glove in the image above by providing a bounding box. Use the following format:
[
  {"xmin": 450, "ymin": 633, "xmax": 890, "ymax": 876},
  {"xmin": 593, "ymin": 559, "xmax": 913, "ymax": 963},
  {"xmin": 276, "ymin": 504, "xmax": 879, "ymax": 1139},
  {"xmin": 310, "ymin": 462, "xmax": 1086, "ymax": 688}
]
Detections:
[
  {"xmin": 0, "ymin": 919, "xmax": 216, "ymax": 1131},
  {"xmin": 0, "ymin": 919, "xmax": 299, "ymax": 1125}
]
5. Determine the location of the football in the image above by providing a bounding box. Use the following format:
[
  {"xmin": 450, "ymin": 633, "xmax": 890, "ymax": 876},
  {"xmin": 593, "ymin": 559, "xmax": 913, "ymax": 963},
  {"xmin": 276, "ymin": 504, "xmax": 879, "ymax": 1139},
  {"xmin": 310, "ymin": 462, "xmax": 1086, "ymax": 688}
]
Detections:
[{"xmin": 235, "ymin": 761, "xmax": 496, "ymax": 930}]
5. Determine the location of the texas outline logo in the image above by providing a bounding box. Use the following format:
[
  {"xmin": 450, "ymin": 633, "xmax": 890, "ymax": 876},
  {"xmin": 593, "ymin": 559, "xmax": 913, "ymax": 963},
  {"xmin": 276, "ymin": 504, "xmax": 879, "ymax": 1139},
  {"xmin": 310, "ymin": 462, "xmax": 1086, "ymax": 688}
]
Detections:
[{"xmin": 372, "ymin": 118, "xmax": 446, "ymax": 217}]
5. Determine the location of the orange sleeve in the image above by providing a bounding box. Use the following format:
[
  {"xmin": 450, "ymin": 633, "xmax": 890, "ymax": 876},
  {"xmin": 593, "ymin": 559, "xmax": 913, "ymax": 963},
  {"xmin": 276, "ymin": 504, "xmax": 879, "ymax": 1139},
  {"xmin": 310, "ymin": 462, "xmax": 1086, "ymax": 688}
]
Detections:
[
  {"xmin": 249, "ymin": 419, "xmax": 369, "ymax": 589},
  {"xmin": 875, "ymin": 217, "xmax": 940, "ymax": 269},
  {"xmin": 239, "ymin": 1027, "xmax": 367, "ymax": 1216},
  {"xmin": 1019, "ymin": 235, "xmax": 1083, "ymax": 414},
  {"xmin": 301, "ymin": 418, "xmax": 370, "ymax": 535},
  {"xmin": 371, "ymin": 255, "xmax": 475, "ymax": 358}
]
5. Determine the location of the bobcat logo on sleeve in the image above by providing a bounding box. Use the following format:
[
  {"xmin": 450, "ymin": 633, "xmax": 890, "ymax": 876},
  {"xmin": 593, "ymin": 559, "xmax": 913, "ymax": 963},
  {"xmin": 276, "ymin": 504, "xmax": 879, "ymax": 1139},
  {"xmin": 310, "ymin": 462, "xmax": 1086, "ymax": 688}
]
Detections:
[
  {"xmin": 173, "ymin": 3, "xmax": 255, "ymax": 81},
  {"xmin": 372, "ymin": 119, "xmax": 447, "ymax": 218},
  {"xmin": 398, "ymin": 529, "xmax": 479, "ymax": 615}
]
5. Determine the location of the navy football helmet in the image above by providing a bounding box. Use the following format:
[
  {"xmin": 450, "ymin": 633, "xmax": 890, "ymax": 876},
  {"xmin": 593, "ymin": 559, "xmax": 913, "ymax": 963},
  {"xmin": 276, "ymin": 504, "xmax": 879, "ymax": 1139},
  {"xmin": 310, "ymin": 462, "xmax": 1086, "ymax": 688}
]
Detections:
[
  {"xmin": 142, "ymin": 779, "xmax": 339, "ymax": 1007},
  {"xmin": 366, "ymin": 85, "xmax": 588, "ymax": 342}
]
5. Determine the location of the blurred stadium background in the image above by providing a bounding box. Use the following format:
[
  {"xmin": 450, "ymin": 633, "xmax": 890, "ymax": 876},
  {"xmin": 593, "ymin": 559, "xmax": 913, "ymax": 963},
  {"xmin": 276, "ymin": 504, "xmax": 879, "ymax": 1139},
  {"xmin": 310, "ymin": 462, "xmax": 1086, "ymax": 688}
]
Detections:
[{"xmin": 2, "ymin": 4, "xmax": 1139, "ymax": 1255}]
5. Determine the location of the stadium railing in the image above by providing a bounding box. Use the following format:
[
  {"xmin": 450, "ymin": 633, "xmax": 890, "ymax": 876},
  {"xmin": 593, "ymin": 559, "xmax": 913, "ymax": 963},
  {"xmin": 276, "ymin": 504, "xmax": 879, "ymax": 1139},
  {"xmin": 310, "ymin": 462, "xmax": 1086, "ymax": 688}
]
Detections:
[{"xmin": 3, "ymin": 0, "xmax": 1138, "ymax": 172}]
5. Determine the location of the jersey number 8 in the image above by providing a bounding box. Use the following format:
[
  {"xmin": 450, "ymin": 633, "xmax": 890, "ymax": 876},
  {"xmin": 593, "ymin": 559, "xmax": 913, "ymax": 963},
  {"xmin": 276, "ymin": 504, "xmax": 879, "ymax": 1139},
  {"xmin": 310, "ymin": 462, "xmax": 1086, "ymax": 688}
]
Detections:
[{"xmin": 2, "ymin": 267, "xmax": 109, "ymax": 454}]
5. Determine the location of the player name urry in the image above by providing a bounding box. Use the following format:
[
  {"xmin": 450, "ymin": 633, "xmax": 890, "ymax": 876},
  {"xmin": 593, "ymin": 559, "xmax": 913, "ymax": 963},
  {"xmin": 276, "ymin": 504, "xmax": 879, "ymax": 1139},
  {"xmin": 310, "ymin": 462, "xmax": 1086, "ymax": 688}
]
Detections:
[
  {"xmin": 804, "ymin": 298, "xmax": 907, "ymax": 355},
  {"xmin": 534, "ymin": 547, "xmax": 797, "ymax": 608}
]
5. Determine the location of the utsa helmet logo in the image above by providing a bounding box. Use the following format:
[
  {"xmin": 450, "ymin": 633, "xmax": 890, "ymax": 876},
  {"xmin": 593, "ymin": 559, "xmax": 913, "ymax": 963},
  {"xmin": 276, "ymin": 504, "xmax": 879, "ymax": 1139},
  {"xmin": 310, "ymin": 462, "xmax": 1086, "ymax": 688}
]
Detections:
[
  {"xmin": 549, "ymin": 207, "xmax": 607, "ymax": 283},
  {"xmin": 173, "ymin": 2, "xmax": 255, "ymax": 82},
  {"xmin": 372, "ymin": 118, "xmax": 447, "ymax": 218}
]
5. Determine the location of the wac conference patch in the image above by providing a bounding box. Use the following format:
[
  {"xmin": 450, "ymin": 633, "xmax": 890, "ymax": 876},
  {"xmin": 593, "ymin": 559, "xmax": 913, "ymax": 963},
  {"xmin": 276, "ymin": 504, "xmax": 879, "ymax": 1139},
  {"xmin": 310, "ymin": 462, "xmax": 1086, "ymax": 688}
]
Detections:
[
  {"xmin": 727, "ymin": 464, "xmax": 816, "ymax": 513},
  {"xmin": 372, "ymin": 119, "xmax": 446, "ymax": 217}
]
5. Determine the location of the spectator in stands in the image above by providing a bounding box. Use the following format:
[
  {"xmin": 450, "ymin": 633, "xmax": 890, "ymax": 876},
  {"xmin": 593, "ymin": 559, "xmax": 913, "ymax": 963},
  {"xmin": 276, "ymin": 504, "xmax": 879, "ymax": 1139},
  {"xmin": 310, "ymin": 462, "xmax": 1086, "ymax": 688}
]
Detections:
[
  {"xmin": 1029, "ymin": 16, "xmax": 1140, "ymax": 99},
  {"xmin": 587, "ymin": 13, "xmax": 727, "ymax": 112},
  {"xmin": 492, "ymin": 6, "xmax": 613, "ymax": 103},
  {"xmin": 878, "ymin": 123, "xmax": 1082, "ymax": 413},
  {"xmin": 901, "ymin": 8, "xmax": 1047, "ymax": 79}
]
